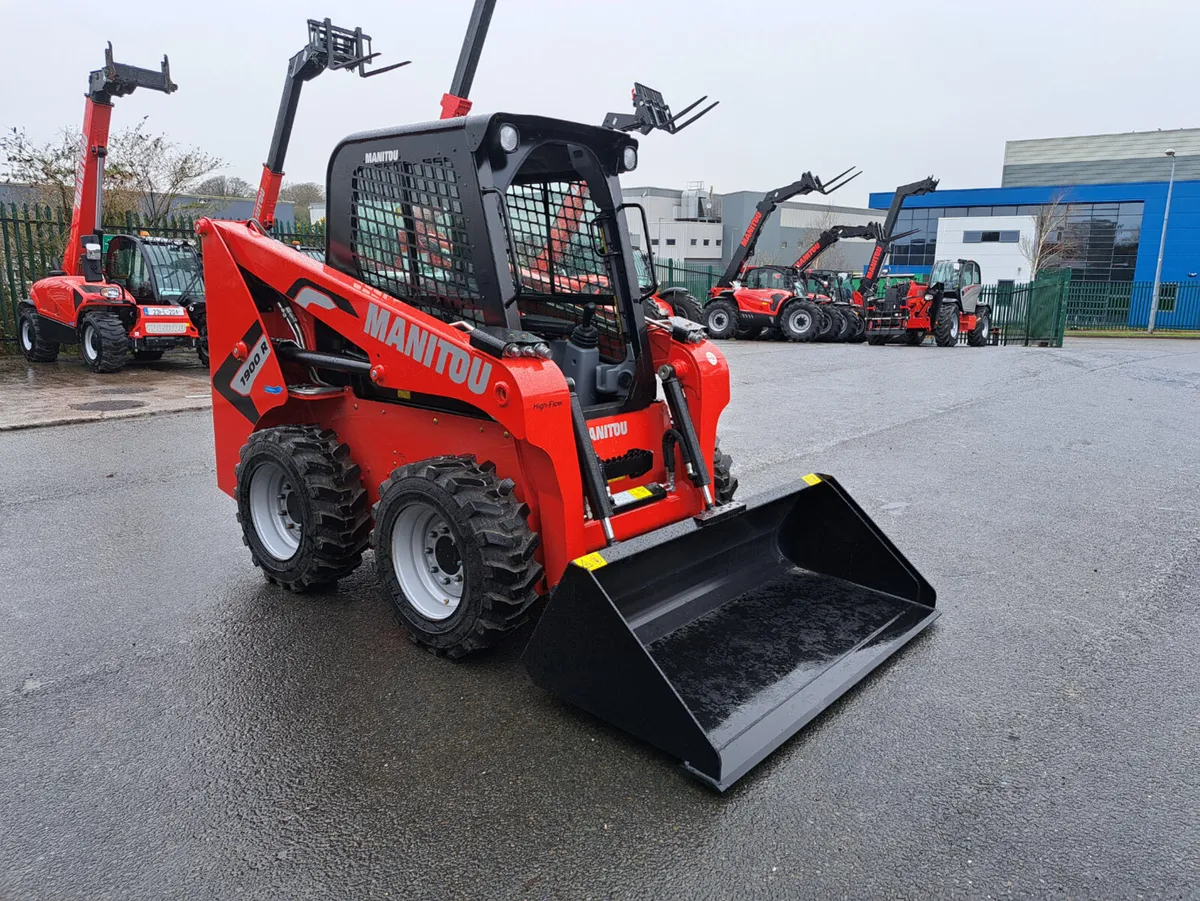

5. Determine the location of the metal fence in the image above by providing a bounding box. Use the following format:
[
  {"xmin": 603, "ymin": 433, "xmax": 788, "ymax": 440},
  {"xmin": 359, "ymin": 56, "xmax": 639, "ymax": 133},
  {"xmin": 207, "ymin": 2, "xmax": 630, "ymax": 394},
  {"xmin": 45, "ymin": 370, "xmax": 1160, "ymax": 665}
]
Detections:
[
  {"xmin": 0, "ymin": 204, "xmax": 325, "ymax": 344},
  {"xmin": 979, "ymin": 270, "xmax": 1071, "ymax": 347},
  {"xmin": 1064, "ymin": 280, "xmax": 1200, "ymax": 332}
]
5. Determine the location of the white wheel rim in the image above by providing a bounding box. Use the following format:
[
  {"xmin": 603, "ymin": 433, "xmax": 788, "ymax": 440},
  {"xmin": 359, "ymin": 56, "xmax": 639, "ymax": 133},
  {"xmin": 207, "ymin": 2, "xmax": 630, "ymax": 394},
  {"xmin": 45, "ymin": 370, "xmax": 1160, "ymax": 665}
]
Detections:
[
  {"xmin": 709, "ymin": 310, "xmax": 729, "ymax": 331},
  {"xmin": 790, "ymin": 310, "xmax": 810, "ymax": 332},
  {"xmin": 951, "ymin": 318, "xmax": 959, "ymax": 339},
  {"xmin": 982, "ymin": 319, "xmax": 990, "ymax": 338},
  {"xmin": 83, "ymin": 324, "xmax": 99, "ymax": 361},
  {"xmin": 20, "ymin": 319, "xmax": 33, "ymax": 351},
  {"xmin": 249, "ymin": 460, "xmax": 301, "ymax": 561},
  {"xmin": 391, "ymin": 501, "xmax": 463, "ymax": 621}
]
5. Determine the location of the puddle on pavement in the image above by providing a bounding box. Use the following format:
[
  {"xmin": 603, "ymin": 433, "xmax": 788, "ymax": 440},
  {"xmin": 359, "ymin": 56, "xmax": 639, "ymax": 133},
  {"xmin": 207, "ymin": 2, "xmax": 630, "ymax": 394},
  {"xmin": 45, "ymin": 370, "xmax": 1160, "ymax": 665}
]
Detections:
[
  {"xmin": 94, "ymin": 387, "xmax": 155, "ymax": 395},
  {"xmin": 69, "ymin": 400, "xmax": 148, "ymax": 412}
]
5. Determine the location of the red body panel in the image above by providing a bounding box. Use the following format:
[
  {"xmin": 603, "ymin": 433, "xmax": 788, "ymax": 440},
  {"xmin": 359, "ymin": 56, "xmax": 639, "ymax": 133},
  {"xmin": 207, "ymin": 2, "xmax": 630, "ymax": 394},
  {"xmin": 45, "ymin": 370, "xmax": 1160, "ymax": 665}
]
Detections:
[
  {"xmin": 199, "ymin": 217, "xmax": 730, "ymax": 590},
  {"xmin": 708, "ymin": 285, "xmax": 791, "ymax": 316},
  {"xmin": 253, "ymin": 168, "xmax": 285, "ymax": 230},
  {"xmin": 27, "ymin": 274, "xmax": 196, "ymax": 336}
]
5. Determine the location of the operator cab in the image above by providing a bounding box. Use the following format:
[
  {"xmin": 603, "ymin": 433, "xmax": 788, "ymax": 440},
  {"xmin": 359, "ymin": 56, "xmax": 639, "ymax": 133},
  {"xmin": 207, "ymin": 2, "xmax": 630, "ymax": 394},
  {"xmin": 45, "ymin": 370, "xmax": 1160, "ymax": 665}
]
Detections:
[
  {"xmin": 326, "ymin": 113, "xmax": 659, "ymax": 417},
  {"xmin": 928, "ymin": 258, "xmax": 981, "ymax": 298},
  {"xmin": 105, "ymin": 235, "xmax": 205, "ymax": 310}
]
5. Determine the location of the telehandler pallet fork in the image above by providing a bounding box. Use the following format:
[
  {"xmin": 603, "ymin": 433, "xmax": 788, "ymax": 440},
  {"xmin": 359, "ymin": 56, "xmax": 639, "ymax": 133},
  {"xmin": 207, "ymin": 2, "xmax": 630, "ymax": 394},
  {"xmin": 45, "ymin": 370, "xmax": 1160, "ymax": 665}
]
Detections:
[{"xmin": 201, "ymin": 0, "xmax": 938, "ymax": 792}]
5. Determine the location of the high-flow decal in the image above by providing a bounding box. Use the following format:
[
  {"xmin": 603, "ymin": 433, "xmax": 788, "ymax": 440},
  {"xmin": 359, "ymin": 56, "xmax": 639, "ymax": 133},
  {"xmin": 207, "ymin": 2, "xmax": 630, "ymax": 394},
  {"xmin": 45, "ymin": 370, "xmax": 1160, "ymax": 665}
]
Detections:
[
  {"xmin": 286, "ymin": 279, "xmax": 359, "ymax": 317},
  {"xmin": 589, "ymin": 421, "xmax": 628, "ymax": 441},
  {"xmin": 363, "ymin": 303, "xmax": 492, "ymax": 395}
]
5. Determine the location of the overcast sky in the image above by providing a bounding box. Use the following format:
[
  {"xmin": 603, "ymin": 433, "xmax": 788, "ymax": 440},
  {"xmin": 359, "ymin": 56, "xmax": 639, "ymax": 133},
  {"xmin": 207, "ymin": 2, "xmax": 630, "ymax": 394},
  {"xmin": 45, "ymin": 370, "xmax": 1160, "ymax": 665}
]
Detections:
[{"xmin": 3, "ymin": 0, "xmax": 1198, "ymax": 208}]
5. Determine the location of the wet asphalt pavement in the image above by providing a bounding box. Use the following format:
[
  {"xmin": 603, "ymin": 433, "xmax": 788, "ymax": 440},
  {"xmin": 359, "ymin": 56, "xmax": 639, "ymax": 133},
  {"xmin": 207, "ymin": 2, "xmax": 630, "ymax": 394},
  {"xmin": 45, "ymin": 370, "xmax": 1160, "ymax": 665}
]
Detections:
[{"xmin": 1, "ymin": 338, "xmax": 1198, "ymax": 900}]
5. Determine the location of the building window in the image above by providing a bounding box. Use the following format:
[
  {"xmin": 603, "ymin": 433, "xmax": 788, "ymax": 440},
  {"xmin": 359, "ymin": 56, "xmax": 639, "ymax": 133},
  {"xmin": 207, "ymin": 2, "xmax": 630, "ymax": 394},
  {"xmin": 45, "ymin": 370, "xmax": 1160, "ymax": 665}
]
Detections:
[
  {"xmin": 703, "ymin": 239, "xmax": 710, "ymax": 246},
  {"xmin": 781, "ymin": 241, "xmax": 788, "ymax": 248},
  {"xmin": 964, "ymin": 230, "xmax": 1020, "ymax": 244},
  {"xmin": 690, "ymin": 238, "xmax": 697, "ymax": 246},
  {"xmin": 650, "ymin": 239, "xmax": 659, "ymax": 246},
  {"xmin": 716, "ymin": 239, "xmax": 721, "ymax": 246},
  {"xmin": 666, "ymin": 238, "xmax": 676, "ymax": 246}
]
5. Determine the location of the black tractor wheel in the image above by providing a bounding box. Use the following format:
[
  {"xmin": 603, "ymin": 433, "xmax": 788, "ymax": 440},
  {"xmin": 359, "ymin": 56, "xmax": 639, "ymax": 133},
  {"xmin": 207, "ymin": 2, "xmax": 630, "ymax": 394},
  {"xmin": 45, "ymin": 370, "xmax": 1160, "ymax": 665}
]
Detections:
[
  {"xmin": 713, "ymin": 441, "xmax": 738, "ymax": 503},
  {"xmin": 831, "ymin": 307, "xmax": 852, "ymax": 342},
  {"xmin": 815, "ymin": 306, "xmax": 838, "ymax": 342},
  {"xmin": 934, "ymin": 304, "xmax": 961, "ymax": 347},
  {"xmin": 196, "ymin": 318, "xmax": 210, "ymax": 367},
  {"xmin": 866, "ymin": 333, "xmax": 889, "ymax": 346},
  {"xmin": 967, "ymin": 309, "xmax": 991, "ymax": 347},
  {"xmin": 734, "ymin": 323, "xmax": 763, "ymax": 340},
  {"xmin": 643, "ymin": 298, "xmax": 666, "ymax": 321},
  {"xmin": 235, "ymin": 425, "xmax": 370, "ymax": 592},
  {"xmin": 18, "ymin": 306, "xmax": 59, "ymax": 363},
  {"xmin": 78, "ymin": 310, "xmax": 130, "ymax": 373},
  {"xmin": 846, "ymin": 312, "xmax": 867, "ymax": 343},
  {"xmin": 704, "ymin": 299, "xmax": 739, "ymax": 339},
  {"xmin": 668, "ymin": 291, "xmax": 704, "ymax": 323},
  {"xmin": 761, "ymin": 327, "xmax": 782, "ymax": 341},
  {"xmin": 905, "ymin": 329, "xmax": 927, "ymax": 346},
  {"xmin": 779, "ymin": 301, "xmax": 819, "ymax": 342},
  {"xmin": 133, "ymin": 350, "xmax": 164, "ymax": 362},
  {"xmin": 373, "ymin": 456, "xmax": 542, "ymax": 659}
]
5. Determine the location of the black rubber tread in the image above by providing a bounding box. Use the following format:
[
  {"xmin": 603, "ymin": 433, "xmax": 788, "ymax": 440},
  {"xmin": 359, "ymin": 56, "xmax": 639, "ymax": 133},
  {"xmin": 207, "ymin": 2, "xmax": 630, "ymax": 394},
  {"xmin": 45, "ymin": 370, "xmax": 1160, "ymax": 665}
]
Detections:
[
  {"xmin": 669, "ymin": 291, "xmax": 704, "ymax": 323},
  {"xmin": 18, "ymin": 306, "xmax": 59, "ymax": 362},
  {"xmin": 905, "ymin": 330, "xmax": 927, "ymax": 346},
  {"xmin": 933, "ymin": 304, "xmax": 960, "ymax": 347},
  {"xmin": 814, "ymin": 305, "xmax": 838, "ymax": 342},
  {"xmin": 779, "ymin": 300, "xmax": 819, "ymax": 342},
  {"xmin": 79, "ymin": 310, "xmax": 130, "ymax": 373},
  {"xmin": 761, "ymin": 327, "xmax": 782, "ymax": 341},
  {"xmin": 713, "ymin": 441, "xmax": 738, "ymax": 503},
  {"xmin": 867, "ymin": 333, "xmax": 889, "ymax": 346},
  {"xmin": 234, "ymin": 425, "xmax": 370, "ymax": 592},
  {"xmin": 831, "ymin": 307, "xmax": 852, "ymax": 342},
  {"xmin": 195, "ymin": 314, "xmax": 210, "ymax": 367},
  {"xmin": 372, "ymin": 455, "xmax": 542, "ymax": 659},
  {"xmin": 846, "ymin": 311, "xmax": 867, "ymax": 343},
  {"xmin": 703, "ymin": 298, "xmax": 739, "ymax": 340},
  {"xmin": 133, "ymin": 350, "xmax": 164, "ymax": 361},
  {"xmin": 643, "ymin": 297, "xmax": 666, "ymax": 321},
  {"xmin": 734, "ymin": 323, "xmax": 764, "ymax": 340},
  {"xmin": 967, "ymin": 309, "xmax": 991, "ymax": 347}
]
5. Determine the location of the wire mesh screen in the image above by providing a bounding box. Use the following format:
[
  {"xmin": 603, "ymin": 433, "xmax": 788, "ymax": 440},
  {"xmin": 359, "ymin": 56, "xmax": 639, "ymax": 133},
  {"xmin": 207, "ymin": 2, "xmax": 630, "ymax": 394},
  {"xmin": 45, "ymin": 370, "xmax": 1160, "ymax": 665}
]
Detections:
[
  {"xmin": 504, "ymin": 181, "xmax": 627, "ymax": 362},
  {"xmin": 350, "ymin": 160, "xmax": 485, "ymax": 324}
]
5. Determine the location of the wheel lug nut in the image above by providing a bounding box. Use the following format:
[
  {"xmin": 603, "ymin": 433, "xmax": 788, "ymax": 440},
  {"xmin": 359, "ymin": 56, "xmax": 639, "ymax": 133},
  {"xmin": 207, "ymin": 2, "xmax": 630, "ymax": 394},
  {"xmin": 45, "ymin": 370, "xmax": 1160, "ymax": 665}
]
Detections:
[
  {"xmin": 430, "ymin": 566, "xmax": 439, "ymax": 573},
  {"xmin": 425, "ymin": 547, "xmax": 433, "ymax": 554},
  {"xmin": 442, "ymin": 577, "xmax": 451, "ymax": 585}
]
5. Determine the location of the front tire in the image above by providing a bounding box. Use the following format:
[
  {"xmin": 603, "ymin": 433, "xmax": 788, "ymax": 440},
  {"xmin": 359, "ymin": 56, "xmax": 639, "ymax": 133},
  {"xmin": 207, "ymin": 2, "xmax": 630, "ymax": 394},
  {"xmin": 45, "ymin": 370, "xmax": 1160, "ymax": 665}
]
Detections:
[
  {"xmin": 713, "ymin": 442, "xmax": 738, "ymax": 503},
  {"xmin": 734, "ymin": 323, "xmax": 763, "ymax": 340},
  {"xmin": 934, "ymin": 304, "xmax": 961, "ymax": 347},
  {"xmin": 780, "ymin": 301, "xmax": 819, "ymax": 342},
  {"xmin": 905, "ymin": 329, "xmax": 927, "ymax": 346},
  {"xmin": 967, "ymin": 309, "xmax": 991, "ymax": 347},
  {"xmin": 830, "ymin": 307, "xmax": 852, "ymax": 342},
  {"xmin": 867, "ymin": 333, "xmax": 888, "ymax": 346},
  {"xmin": 815, "ymin": 306, "xmax": 838, "ymax": 342},
  {"xmin": 235, "ymin": 425, "xmax": 370, "ymax": 591},
  {"xmin": 704, "ymin": 299, "xmax": 739, "ymax": 340},
  {"xmin": 667, "ymin": 291, "xmax": 704, "ymax": 323},
  {"xmin": 79, "ymin": 310, "xmax": 129, "ymax": 373},
  {"xmin": 18, "ymin": 306, "xmax": 59, "ymax": 362},
  {"xmin": 373, "ymin": 456, "xmax": 542, "ymax": 659}
]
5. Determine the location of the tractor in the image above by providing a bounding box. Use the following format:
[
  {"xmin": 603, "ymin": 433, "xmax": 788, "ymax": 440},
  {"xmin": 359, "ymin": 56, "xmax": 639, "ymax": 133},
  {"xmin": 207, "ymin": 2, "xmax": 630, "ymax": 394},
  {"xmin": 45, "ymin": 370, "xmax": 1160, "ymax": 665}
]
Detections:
[
  {"xmin": 18, "ymin": 45, "xmax": 200, "ymax": 372},
  {"xmin": 866, "ymin": 258, "xmax": 991, "ymax": 346},
  {"xmin": 200, "ymin": 0, "xmax": 938, "ymax": 791}
]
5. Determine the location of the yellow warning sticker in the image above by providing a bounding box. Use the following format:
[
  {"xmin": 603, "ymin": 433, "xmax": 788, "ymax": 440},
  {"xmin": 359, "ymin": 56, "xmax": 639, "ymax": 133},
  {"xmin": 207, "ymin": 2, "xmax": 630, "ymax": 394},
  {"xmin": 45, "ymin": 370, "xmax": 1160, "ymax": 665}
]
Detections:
[
  {"xmin": 803, "ymin": 473, "xmax": 822, "ymax": 487},
  {"xmin": 396, "ymin": 389, "xmax": 412, "ymax": 400},
  {"xmin": 628, "ymin": 485, "xmax": 653, "ymax": 500},
  {"xmin": 573, "ymin": 552, "xmax": 608, "ymax": 571}
]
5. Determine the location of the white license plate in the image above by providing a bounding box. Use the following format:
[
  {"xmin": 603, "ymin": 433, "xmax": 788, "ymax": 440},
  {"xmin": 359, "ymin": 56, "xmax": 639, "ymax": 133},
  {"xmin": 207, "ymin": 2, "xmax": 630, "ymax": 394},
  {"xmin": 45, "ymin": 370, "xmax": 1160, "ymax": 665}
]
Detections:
[{"xmin": 145, "ymin": 322, "xmax": 188, "ymax": 335}]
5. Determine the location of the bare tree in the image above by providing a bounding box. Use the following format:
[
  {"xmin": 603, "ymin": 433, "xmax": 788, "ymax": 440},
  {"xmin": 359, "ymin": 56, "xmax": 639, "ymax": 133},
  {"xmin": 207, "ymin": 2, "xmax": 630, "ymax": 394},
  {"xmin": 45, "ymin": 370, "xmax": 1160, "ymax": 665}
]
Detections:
[
  {"xmin": 0, "ymin": 127, "xmax": 80, "ymax": 210},
  {"xmin": 105, "ymin": 120, "xmax": 222, "ymax": 225},
  {"xmin": 194, "ymin": 175, "xmax": 255, "ymax": 198},
  {"xmin": 792, "ymin": 205, "xmax": 860, "ymax": 272},
  {"xmin": 279, "ymin": 181, "xmax": 325, "ymax": 224},
  {"xmin": 1019, "ymin": 190, "xmax": 1079, "ymax": 280}
]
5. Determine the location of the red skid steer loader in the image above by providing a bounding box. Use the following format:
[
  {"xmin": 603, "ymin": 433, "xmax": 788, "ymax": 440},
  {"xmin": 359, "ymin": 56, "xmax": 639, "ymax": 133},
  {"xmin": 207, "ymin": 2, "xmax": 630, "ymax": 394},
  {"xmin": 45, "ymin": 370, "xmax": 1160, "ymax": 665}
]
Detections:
[{"xmin": 200, "ymin": 0, "xmax": 938, "ymax": 791}]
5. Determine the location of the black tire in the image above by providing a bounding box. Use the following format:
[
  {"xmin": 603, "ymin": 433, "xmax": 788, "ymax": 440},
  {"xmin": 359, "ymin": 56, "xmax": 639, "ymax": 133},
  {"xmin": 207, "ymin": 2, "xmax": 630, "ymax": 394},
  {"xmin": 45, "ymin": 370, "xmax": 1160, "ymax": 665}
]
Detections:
[
  {"xmin": 866, "ymin": 333, "xmax": 888, "ymax": 346},
  {"xmin": 18, "ymin": 306, "xmax": 59, "ymax": 362},
  {"xmin": 373, "ymin": 456, "xmax": 542, "ymax": 659},
  {"xmin": 779, "ymin": 300, "xmax": 819, "ymax": 342},
  {"xmin": 666, "ymin": 291, "xmax": 704, "ymax": 323},
  {"xmin": 704, "ymin": 299, "xmax": 739, "ymax": 340},
  {"xmin": 734, "ymin": 323, "xmax": 763, "ymax": 340},
  {"xmin": 761, "ymin": 327, "xmax": 782, "ymax": 341},
  {"xmin": 815, "ymin": 306, "xmax": 838, "ymax": 342},
  {"xmin": 78, "ymin": 310, "xmax": 129, "ymax": 373},
  {"xmin": 713, "ymin": 442, "xmax": 738, "ymax": 503},
  {"xmin": 905, "ymin": 329, "xmax": 927, "ymax": 346},
  {"xmin": 642, "ymin": 298, "xmax": 665, "ymax": 321},
  {"xmin": 830, "ymin": 307, "xmax": 852, "ymax": 342},
  {"xmin": 934, "ymin": 304, "xmax": 961, "ymax": 347},
  {"xmin": 846, "ymin": 311, "xmax": 867, "ymax": 343},
  {"xmin": 195, "ymin": 315, "xmax": 210, "ymax": 367},
  {"xmin": 234, "ymin": 425, "xmax": 370, "ymax": 592},
  {"xmin": 133, "ymin": 350, "xmax": 164, "ymax": 362},
  {"xmin": 967, "ymin": 309, "xmax": 991, "ymax": 347}
]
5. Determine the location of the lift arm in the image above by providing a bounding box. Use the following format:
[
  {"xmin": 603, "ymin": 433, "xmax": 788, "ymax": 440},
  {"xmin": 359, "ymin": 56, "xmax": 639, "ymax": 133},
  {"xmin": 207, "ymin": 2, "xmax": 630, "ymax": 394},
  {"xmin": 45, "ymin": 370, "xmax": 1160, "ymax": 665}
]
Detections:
[
  {"xmin": 254, "ymin": 18, "xmax": 408, "ymax": 230},
  {"xmin": 791, "ymin": 223, "xmax": 882, "ymax": 272},
  {"xmin": 715, "ymin": 168, "xmax": 860, "ymax": 289},
  {"xmin": 602, "ymin": 83, "xmax": 718, "ymax": 135},
  {"xmin": 440, "ymin": 0, "xmax": 498, "ymax": 118},
  {"xmin": 854, "ymin": 176, "xmax": 938, "ymax": 304},
  {"xmin": 63, "ymin": 44, "xmax": 176, "ymax": 276}
]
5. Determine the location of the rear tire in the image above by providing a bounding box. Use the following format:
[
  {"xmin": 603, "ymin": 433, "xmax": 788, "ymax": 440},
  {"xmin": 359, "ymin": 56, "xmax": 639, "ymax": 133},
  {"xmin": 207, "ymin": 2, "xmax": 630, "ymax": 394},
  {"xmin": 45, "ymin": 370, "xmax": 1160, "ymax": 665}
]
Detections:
[
  {"xmin": 713, "ymin": 442, "xmax": 738, "ymax": 503},
  {"xmin": 815, "ymin": 306, "xmax": 837, "ymax": 342},
  {"xmin": 703, "ymin": 299, "xmax": 739, "ymax": 340},
  {"xmin": 830, "ymin": 307, "xmax": 852, "ymax": 342},
  {"xmin": 669, "ymin": 292, "xmax": 704, "ymax": 323},
  {"xmin": 195, "ymin": 315, "xmax": 210, "ymax": 367},
  {"xmin": 133, "ymin": 350, "xmax": 164, "ymax": 362},
  {"xmin": 734, "ymin": 323, "xmax": 763, "ymax": 340},
  {"xmin": 934, "ymin": 305, "xmax": 960, "ymax": 347},
  {"xmin": 373, "ymin": 456, "xmax": 542, "ymax": 659},
  {"xmin": 235, "ymin": 425, "xmax": 370, "ymax": 592},
  {"xmin": 18, "ymin": 306, "xmax": 59, "ymax": 362},
  {"xmin": 780, "ymin": 301, "xmax": 819, "ymax": 342},
  {"xmin": 846, "ymin": 311, "xmax": 867, "ymax": 343},
  {"xmin": 867, "ymin": 333, "xmax": 888, "ymax": 346},
  {"xmin": 79, "ymin": 310, "xmax": 129, "ymax": 373},
  {"xmin": 967, "ymin": 309, "xmax": 991, "ymax": 347},
  {"xmin": 905, "ymin": 329, "xmax": 927, "ymax": 346}
]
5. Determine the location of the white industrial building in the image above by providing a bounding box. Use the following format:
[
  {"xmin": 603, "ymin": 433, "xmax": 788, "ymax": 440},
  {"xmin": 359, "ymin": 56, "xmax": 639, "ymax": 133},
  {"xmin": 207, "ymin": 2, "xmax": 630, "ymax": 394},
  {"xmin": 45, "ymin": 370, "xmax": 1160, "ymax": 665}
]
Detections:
[{"xmin": 934, "ymin": 215, "xmax": 1038, "ymax": 284}]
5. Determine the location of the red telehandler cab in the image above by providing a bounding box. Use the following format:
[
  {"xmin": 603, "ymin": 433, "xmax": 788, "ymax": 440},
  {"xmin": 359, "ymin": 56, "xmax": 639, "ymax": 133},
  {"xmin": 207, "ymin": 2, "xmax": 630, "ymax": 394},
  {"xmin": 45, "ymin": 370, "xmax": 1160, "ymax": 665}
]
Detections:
[
  {"xmin": 200, "ymin": 0, "xmax": 937, "ymax": 792},
  {"xmin": 18, "ymin": 45, "xmax": 200, "ymax": 373},
  {"xmin": 701, "ymin": 170, "xmax": 861, "ymax": 341}
]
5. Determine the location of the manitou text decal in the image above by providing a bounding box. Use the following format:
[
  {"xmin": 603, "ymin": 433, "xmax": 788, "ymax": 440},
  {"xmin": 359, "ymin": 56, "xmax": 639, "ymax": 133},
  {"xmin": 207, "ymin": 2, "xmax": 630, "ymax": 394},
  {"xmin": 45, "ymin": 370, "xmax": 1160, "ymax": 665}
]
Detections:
[
  {"xmin": 365, "ymin": 149, "xmax": 401, "ymax": 164},
  {"xmin": 363, "ymin": 304, "xmax": 492, "ymax": 395},
  {"xmin": 232, "ymin": 336, "xmax": 272, "ymax": 397},
  {"xmin": 589, "ymin": 421, "xmax": 628, "ymax": 441}
]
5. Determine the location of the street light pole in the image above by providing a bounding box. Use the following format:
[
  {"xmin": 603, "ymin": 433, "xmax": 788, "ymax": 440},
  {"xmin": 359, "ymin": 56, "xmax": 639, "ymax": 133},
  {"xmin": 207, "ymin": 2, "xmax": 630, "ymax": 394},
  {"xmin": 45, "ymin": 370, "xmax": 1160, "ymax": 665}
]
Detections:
[{"xmin": 1148, "ymin": 149, "xmax": 1177, "ymax": 334}]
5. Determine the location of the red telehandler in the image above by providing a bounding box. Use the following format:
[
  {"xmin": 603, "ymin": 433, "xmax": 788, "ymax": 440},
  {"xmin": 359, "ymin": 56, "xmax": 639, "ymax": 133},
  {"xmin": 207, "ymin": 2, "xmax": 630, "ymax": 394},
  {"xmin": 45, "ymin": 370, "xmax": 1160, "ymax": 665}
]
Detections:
[
  {"xmin": 18, "ymin": 45, "xmax": 200, "ymax": 373},
  {"xmin": 701, "ymin": 170, "xmax": 861, "ymax": 341},
  {"xmin": 199, "ymin": 0, "xmax": 937, "ymax": 792},
  {"xmin": 865, "ymin": 258, "xmax": 991, "ymax": 346}
]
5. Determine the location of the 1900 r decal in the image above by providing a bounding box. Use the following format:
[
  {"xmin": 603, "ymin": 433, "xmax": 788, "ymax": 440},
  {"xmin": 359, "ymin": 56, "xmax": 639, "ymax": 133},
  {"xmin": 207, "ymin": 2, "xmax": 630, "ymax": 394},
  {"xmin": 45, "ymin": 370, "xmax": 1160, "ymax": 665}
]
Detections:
[{"xmin": 232, "ymin": 336, "xmax": 272, "ymax": 397}]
